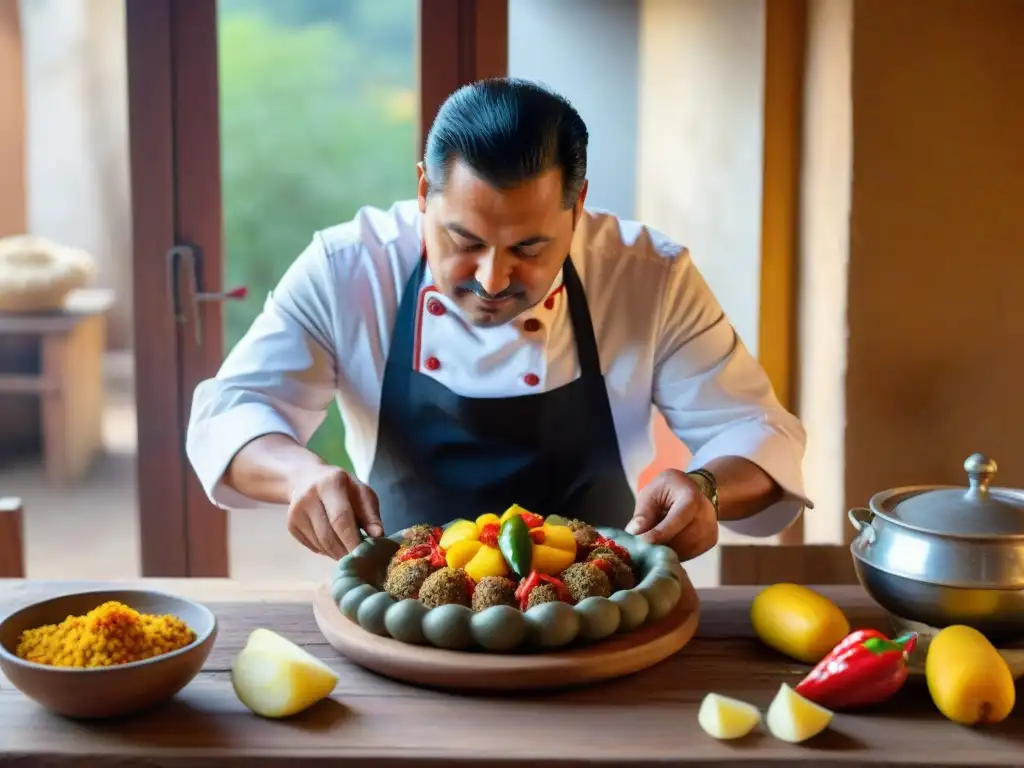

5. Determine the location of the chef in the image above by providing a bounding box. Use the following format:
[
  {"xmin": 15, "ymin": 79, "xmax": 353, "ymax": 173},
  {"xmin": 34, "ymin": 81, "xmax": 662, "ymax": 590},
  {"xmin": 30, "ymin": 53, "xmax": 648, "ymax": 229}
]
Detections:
[{"xmin": 186, "ymin": 77, "xmax": 812, "ymax": 563}]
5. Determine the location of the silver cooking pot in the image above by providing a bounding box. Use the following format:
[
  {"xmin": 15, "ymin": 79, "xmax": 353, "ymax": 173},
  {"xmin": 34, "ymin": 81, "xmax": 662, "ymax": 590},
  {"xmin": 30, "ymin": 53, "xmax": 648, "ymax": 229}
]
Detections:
[{"xmin": 848, "ymin": 452, "xmax": 1024, "ymax": 643}]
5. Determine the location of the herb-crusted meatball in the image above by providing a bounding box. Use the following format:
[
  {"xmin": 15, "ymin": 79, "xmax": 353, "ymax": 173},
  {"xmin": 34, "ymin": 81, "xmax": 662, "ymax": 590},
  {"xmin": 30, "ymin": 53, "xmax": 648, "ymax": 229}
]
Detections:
[
  {"xmin": 418, "ymin": 567, "xmax": 473, "ymax": 608},
  {"xmin": 587, "ymin": 551, "xmax": 635, "ymax": 591},
  {"xmin": 567, "ymin": 519, "xmax": 599, "ymax": 549},
  {"xmin": 561, "ymin": 562, "xmax": 612, "ymax": 601},
  {"xmin": 383, "ymin": 558, "xmax": 432, "ymax": 601},
  {"xmin": 525, "ymin": 583, "xmax": 561, "ymax": 610},
  {"xmin": 589, "ymin": 539, "xmax": 632, "ymax": 567},
  {"xmin": 471, "ymin": 576, "xmax": 518, "ymax": 612},
  {"xmin": 402, "ymin": 524, "xmax": 438, "ymax": 547}
]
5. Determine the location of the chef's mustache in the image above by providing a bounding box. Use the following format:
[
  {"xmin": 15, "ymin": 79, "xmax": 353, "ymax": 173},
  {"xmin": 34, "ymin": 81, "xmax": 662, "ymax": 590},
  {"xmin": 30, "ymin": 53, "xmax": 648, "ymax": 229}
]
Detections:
[{"xmin": 455, "ymin": 279, "xmax": 526, "ymax": 301}]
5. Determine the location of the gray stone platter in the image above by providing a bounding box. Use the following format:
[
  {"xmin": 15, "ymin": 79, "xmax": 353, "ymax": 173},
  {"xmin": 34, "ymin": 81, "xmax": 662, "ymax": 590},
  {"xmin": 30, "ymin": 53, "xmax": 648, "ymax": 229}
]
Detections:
[{"xmin": 330, "ymin": 524, "xmax": 687, "ymax": 653}]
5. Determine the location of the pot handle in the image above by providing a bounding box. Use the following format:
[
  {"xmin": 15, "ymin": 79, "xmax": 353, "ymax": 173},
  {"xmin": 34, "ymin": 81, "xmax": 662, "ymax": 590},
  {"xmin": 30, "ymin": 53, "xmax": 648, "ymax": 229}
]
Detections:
[{"xmin": 847, "ymin": 507, "xmax": 876, "ymax": 543}]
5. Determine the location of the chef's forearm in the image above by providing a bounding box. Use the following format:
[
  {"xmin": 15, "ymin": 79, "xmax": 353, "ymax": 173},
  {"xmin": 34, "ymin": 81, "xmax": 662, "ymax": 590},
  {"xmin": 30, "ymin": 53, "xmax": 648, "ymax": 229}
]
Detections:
[
  {"xmin": 700, "ymin": 456, "xmax": 784, "ymax": 522},
  {"xmin": 223, "ymin": 433, "xmax": 326, "ymax": 505}
]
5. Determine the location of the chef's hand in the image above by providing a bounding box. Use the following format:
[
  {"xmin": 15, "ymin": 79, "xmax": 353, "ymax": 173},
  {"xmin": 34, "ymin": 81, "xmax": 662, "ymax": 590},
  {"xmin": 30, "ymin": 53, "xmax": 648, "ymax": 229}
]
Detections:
[
  {"xmin": 287, "ymin": 464, "xmax": 383, "ymax": 559},
  {"xmin": 625, "ymin": 469, "xmax": 718, "ymax": 561}
]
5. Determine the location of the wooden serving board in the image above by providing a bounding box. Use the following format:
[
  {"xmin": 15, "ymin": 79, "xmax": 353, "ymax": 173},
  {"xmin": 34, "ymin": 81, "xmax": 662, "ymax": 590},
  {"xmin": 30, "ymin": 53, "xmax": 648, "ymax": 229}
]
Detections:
[{"xmin": 312, "ymin": 569, "xmax": 700, "ymax": 692}]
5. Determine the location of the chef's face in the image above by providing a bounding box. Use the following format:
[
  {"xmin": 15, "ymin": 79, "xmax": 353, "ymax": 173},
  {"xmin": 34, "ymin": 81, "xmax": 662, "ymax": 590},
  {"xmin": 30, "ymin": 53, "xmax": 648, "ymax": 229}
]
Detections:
[{"xmin": 417, "ymin": 158, "xmax": 587, "ymax": 327}]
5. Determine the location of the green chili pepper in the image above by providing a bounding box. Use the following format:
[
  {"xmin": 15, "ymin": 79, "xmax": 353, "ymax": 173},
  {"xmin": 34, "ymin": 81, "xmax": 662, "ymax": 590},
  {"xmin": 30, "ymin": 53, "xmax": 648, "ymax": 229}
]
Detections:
[{"xmin": 498, "ymin": 514, "xmax": 532, "ymax": 577}]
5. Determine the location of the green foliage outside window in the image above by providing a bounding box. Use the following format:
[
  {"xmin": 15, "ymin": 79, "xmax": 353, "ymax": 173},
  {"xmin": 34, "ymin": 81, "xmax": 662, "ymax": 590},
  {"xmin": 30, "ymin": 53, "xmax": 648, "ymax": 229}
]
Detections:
[{"xmin": 217, "ymin": 0, "xmax": 417, "ymax": 470}]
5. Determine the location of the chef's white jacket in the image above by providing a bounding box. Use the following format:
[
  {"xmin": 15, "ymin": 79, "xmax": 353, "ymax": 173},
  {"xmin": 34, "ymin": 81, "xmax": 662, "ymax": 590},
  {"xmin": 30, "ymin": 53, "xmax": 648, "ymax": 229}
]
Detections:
[{"xmin": 186, "ymin": 200, "xmax": 812, "ymax": 537}]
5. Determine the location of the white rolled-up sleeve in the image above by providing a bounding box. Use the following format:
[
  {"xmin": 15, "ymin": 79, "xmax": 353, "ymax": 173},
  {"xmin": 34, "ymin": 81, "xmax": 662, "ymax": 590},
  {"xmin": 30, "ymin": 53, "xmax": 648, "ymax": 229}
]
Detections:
[
  {"xmin": 651, "ymin": 250, "xmax": 813, "ymax": 537},
  {"xmin": 186, "ymin": 235, "xmax": 339, "ymax": 510}
]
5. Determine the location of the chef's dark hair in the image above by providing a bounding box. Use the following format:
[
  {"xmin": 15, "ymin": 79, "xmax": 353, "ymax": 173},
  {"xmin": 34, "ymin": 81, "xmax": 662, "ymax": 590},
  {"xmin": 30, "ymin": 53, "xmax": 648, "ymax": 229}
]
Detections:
[{"xmin": 424, "ymin": 78, "xmax": 588, "ymax": 209}]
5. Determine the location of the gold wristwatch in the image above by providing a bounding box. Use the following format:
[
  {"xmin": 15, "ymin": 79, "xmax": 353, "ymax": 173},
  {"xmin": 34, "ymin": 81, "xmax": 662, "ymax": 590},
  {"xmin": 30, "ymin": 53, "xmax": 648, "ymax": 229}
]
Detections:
[{"xmin": 686, "ymin": 468, "xmax": 719, "ymax": 519}]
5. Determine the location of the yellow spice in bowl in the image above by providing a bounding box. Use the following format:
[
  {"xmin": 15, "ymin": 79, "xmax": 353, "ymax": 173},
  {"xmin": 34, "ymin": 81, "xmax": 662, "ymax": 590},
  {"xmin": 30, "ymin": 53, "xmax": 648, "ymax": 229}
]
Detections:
[{"xmin": 15, "ymin": 600, "xmax": 196, "ymax": 668}]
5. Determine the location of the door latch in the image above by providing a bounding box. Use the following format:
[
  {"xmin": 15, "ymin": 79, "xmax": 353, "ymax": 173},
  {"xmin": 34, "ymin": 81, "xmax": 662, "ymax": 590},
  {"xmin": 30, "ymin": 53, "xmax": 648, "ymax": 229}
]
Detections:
[{"xmin": 167, "ymin": 244, "xmax": 247, "ymax": 346}]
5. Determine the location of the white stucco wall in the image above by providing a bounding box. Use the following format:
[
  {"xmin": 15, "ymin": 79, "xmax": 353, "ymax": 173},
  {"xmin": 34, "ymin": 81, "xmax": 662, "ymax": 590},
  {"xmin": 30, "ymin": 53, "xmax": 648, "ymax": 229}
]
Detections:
[
  {"xmin": 509, "ymin": 0, "xmax": 640, "ymax": 219},
  {"xmin": 636, "ymin": 0, "xmax": 766, "ymax": 356}
]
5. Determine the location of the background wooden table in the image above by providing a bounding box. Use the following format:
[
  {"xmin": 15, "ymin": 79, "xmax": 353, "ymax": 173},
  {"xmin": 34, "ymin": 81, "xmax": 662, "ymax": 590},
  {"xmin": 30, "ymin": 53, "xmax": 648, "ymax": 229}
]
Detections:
[
  {"xmin": 1, "ymin": 579, "xmax": 1022, "ymax": 766},
  {"xmin": 0, "ymin": 289, "xmax": 113, "ymax": 484}
]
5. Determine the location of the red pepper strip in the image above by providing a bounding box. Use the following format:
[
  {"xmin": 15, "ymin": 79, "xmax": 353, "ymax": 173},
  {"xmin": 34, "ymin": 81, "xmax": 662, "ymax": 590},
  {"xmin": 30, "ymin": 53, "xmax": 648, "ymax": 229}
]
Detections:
[
  {"xmin": 529, "ymin": 528, "xmax": 546, "ymax": 544},
  {"xmin": 514, "ymin": 571, "xmax": 542, "ymax": 602},
  {"xmin": 397, "ymin": 540, "xmax": 446, "ymax": 568},
  {"xmin": 593, "ymin": 535, "xmax": 631, "ymax": 563},
  {"xmin": 515, "ymin": 570, "xmax": 575, "ymax": 610},
  {"xmin": 430, "ymin": 527, "xmax": 444, "ymax": 543},
  {"xmin": 478, "ymin": 523, "xmax": 499, "ymax": 547},
  {"xmin": 397, "ymin": 543, "xmax": 433, "ymax": 562},
  {"xmin": 428, "ymin": 545, "xmax": 447, "ymax": 568},
  {"xmin": 542, "ymin": 574, "xmax": 574, "ymax": 604},
  {"xmin": 520, "ymin": 512, "xmax": 545, "ymax": 529},
  {"xmin": 590, "ymin": 558, "xmax": 613, "ymax": 575},
  {"xmin": 795, "ymin": 629, "xmax": 918, "ymax": 710}
]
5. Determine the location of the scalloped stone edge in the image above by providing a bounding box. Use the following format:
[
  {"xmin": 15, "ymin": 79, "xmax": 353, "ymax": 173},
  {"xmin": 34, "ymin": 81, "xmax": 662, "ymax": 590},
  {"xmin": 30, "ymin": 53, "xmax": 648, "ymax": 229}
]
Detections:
[{"xmin": 329, "ymin": 523, "xmax": 687, "ymax": 653}]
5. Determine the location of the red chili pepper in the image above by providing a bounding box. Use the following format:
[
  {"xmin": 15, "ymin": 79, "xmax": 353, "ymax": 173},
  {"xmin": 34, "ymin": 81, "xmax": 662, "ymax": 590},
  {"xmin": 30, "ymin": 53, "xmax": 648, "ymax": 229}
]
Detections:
[
  {"xmin": 590, "ymin": 558, "xmax": 613, "ymax": 574},
  {"xmin": 520, "ymin": 512, "xmax": 545, "ymax": 529},
  {"xmin": 593, "ymin": 535, "xmax": 630, "ymax": 563},
  {"xmin": 795, "ymin": 629, "xmax": 917, "ymax": 710},
  {"xmin": 529, "ymin": 528, "xmax": 546, "ymax": 544},
  {"xmin": 479, "ymin": 523, "xmax": 499, "ymax": 547}
]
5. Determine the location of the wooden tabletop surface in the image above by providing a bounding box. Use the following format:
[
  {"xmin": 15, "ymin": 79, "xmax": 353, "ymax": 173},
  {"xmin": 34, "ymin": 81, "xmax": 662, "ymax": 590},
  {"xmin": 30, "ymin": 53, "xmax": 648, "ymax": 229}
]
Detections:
[{"xmin": 1, "ymin": 579, "xmax": 1022, "ymax": 767}]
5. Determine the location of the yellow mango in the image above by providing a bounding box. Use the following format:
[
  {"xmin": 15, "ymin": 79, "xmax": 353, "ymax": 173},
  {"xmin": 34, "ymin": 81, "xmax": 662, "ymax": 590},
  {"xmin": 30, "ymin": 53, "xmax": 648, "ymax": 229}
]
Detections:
[
  {"xmin": 499, "ymin": 503, "xmax": 533, "ymax": 523},
  {"xmin": 438, "ymin": 520, "xmax": 478, "ymax": 550},
  {"xmin": 445, "ymin": 539, "xmax": 483, "ymax": 570},
  {"xmin": 529, "ymin": 524, "xmax": 577, "ymax": 575},
  {"xmin": 532, "ymin": 545, "xmax": 575, "ymax": 575},
  {"xmin": 475, "ymin": 512, "xmax": 501, "ymax": 529},
  {"xmin": 926, "ymin": 624, "xmax": 1015, "ymax": 726},
  {"xmin": 537, "ymin": 523, "xmax": 576, "ymax": 552},
  {"xmin": 750, "ymin": 583, "xmax": 850, "ymax": 664},
  {"xmin": 464, "ymin": 544, "xmax": 510, "ymax": 582}
]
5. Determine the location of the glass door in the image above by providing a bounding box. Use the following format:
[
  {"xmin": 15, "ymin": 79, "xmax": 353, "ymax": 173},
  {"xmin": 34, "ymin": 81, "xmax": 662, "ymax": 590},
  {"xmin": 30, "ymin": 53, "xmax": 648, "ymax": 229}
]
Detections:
[
  {"xmin": 125, "ymin": 0, "xmax": 507, "ymax": 577},
  {"xmin": 217, "ymin": 0, "xmax": 419, "ymax": 581}
]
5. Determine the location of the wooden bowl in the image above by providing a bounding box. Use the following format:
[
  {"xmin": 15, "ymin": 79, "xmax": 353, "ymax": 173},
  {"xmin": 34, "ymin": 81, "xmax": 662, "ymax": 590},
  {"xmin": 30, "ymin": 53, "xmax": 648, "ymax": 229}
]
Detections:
[{"xmin": 0, "ymin": 589, "xmax": 217, "ymax": 719}]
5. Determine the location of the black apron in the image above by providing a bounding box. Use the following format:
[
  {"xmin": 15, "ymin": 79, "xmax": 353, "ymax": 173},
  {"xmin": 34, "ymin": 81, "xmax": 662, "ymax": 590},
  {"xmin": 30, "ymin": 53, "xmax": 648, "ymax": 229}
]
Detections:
[{"xmin": 367, "ymin": 255, "xmax": 635, "ymax": 533}]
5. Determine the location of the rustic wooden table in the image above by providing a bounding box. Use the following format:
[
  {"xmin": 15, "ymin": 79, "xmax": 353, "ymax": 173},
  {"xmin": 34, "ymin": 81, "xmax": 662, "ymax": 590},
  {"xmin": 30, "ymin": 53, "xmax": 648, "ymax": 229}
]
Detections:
[{"xmin": 1, "ymin": 579, "xmax": 1021, "ymax": 766}]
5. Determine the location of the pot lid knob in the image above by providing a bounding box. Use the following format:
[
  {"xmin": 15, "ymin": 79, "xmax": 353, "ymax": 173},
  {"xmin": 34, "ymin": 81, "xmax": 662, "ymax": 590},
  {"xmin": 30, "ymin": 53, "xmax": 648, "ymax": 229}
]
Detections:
[{"xmin": 964, "ymin": 452, "xmax": 997, "ymax": 497}]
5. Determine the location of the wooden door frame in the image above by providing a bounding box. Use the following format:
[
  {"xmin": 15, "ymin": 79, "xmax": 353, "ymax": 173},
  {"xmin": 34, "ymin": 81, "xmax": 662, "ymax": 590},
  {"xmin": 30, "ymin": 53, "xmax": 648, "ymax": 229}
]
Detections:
[
  {"xmin": 126, "ymin": 0, "xmax": 508, "ymax": 576},
  {"xmin": 126, "ymin": 0, "xmax": 197, "ymax": 577}
]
